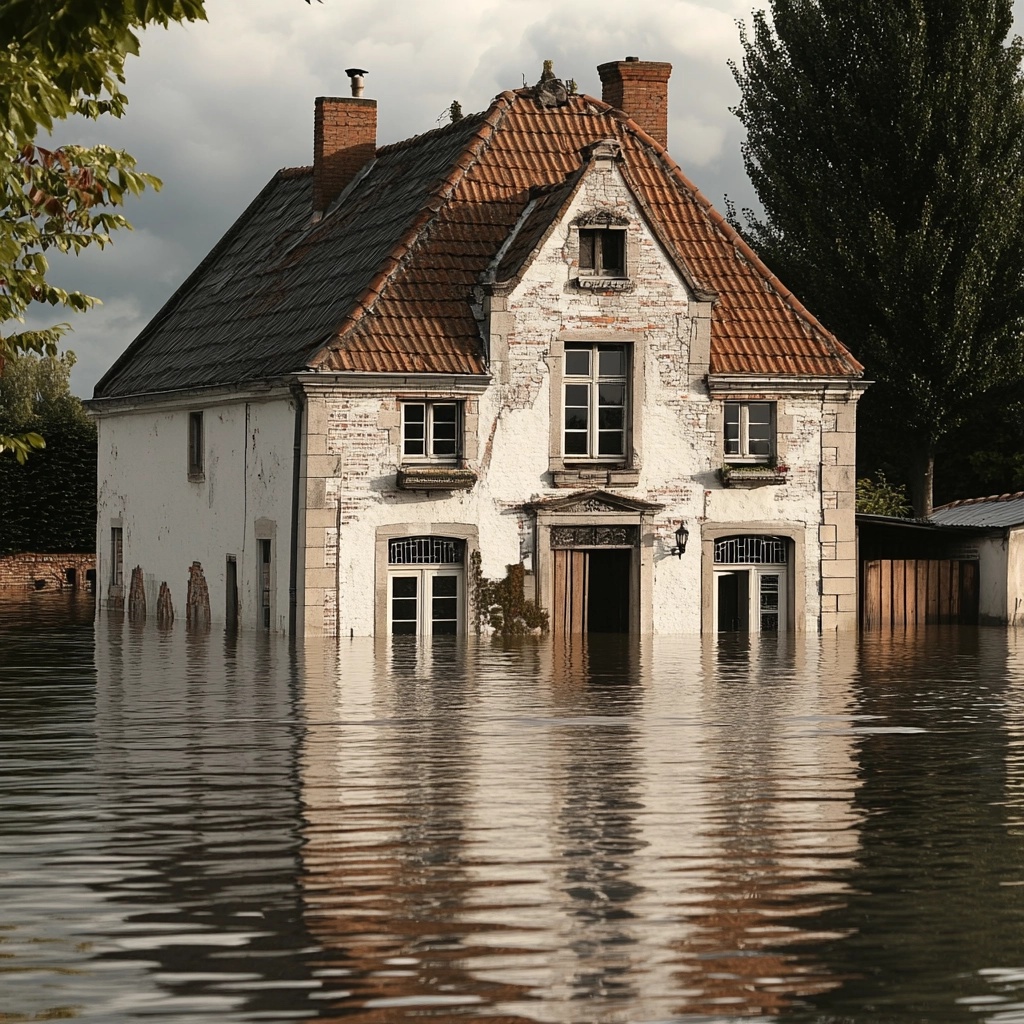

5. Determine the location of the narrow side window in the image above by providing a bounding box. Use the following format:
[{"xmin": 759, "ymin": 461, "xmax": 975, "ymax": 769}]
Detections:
[{"xmin": 188, "ymin": 411, "xmax": 204, "ymax": 477}]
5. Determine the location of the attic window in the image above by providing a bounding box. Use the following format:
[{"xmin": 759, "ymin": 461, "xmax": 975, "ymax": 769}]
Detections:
[{"xmin": 579, "ymin": 227, "xmax": 625, "ymax": 278}]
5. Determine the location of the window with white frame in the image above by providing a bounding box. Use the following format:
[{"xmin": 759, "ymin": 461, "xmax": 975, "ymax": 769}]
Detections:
[
  {"xmin": 578, "ymin": 227, "xmax": 626, "ymax": 278},
  {"xmin": 563, "ymin": 344, "xmax": 627, "ymax": 460},
  {"xmin": 402, "ymin": 401, "xmax": 461, "ymax": 463},
  {"xmin": 724, "ymin": 401, "xmax": 774, "ymax": 462}
]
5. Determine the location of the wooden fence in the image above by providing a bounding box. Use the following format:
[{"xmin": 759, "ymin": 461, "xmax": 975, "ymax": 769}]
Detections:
[{"xmin": 861, "ymin": 559, "xmax": 978, "ymax": 629}]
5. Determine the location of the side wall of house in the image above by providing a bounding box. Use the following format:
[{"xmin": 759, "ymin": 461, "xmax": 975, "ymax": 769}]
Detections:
[
  {"xmin": 94, "ymin": 395, "xmax": 296, "ymax": 631},
  {"xmin": 302, "ymin": 158, "xmax": 860, "ymax": 636}
]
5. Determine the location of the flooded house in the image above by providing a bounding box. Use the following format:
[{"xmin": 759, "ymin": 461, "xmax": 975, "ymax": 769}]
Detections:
[{"xmin": 88, "ymin": 59, "xmax": 866, "ymax": 637}]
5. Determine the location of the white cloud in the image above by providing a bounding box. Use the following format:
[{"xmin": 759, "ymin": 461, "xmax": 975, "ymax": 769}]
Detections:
[{"xmin": 39, "ymin": 0, "xmax": 1024, "ymax": 395}]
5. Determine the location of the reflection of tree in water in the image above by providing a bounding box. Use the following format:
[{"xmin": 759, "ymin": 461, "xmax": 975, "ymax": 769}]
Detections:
[
  {"xmin": 801, "ymin": 627, "xmax": 1024, "ymax": 1022},
  {"xmin": 301, "ymin": 636, "xmax": 537, "ymax": 1022},
  {"xmin": 656, "ymin": 633, "xmax": 860, "ymax": 1018}
]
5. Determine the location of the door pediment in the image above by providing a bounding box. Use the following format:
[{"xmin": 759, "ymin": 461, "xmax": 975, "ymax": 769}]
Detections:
[{"xmin": 524, "ymin": 488, "xmax": 663, "ymax": 516}]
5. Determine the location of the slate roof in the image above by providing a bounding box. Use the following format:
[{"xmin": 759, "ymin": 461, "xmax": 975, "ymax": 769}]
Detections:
[
  {"xmin": 94, "ymin": 87, "xmax": 863, "ymax": 401},
  {"xmin": 931, "ymin": 492, "xmax": 1024, "ymax": 528}
]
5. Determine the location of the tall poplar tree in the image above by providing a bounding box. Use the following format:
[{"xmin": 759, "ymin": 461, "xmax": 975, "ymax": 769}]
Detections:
[{"xmin": 731, "ymin": 0, "xmax": 1024, "ymax": 515}]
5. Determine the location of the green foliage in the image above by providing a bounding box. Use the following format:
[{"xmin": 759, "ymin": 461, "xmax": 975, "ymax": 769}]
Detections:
[
  {"xmin": 471, "ymin": 551, "xmax": 549, "ymax": 637},
  {"xmin": 731, "ymin": 0, "xmax": 1024, "ymax": 514},
  {"xmin": 0, "ymin": 1, "xmax": 211, "ymax": 458},
  {"xmin": 0, "ymin": 353, "xmax": 97, "ymax": 553},
  {"xmin": 856, "ymin": 472, "xmax": 911, "ymax": 518}
]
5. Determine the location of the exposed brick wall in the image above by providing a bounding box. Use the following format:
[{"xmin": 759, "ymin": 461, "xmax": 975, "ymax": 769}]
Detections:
[
  {"xmin": 0, "ymin": 553, "xmax": 96, "ymax": 591},
  {"xmin": 597, "ymin": 59, "xmax": 672, "ymax": 149},
  {"xmin": 313, "ymin": 96, "xmax": 377, "ymax": 212}
]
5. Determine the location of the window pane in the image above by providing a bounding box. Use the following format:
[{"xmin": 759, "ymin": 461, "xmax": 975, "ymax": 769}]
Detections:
[
  {"xmin": 598, "ymin": 346, "xmax": 625, "ymax": 377},
  {"xmin": 598, "ymin": 431, "xmax": 624, "ymax": 456},
  {"xmin": 430, "ymin": 404, "xmax": 458, "ymax": 457},
  {"xmin": 565, "ymin": 432, "xmax": 589, "ymax": 455},
  {"xmin": 565, "ymin": 383, "xmax": 590, "ymax": 409},
  {"xmin": 393, "ymin": 577, "xmax": 417, "ymax": 598},
  {"xmin": 579, "ymin": 230, "xmax": 596, "ymax": 271},
  {"xmin": 565, "ymin": 349, "xmax": 591, "ymax": 376},
  {"xmin": 432, "ymin": 404, "xmax": 457, "ymax": 427},
  {"xmin": 598, "ymin": 407, "xmax": 623, "ymax": 430},
  {"xmin": 724, "ymin": 403, "xmax": 740, "ymax": 456},
  {"xmin": 600, "ymin": 231, "xmax": 625, "ymax": 276},
  {"xmin": 403, "ymin": 404, "xmax": 425, "ymax": 456},
  {"xmin": 598, "ymin": 382, "xmax": 624, "ymax": 407},
  {"xmin": 747, "ymin": 403, "xmax": 772, "ymax": 456}
]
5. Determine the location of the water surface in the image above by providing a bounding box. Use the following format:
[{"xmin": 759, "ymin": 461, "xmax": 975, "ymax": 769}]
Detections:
[{"xmin": 4, "ymin": 593, "xmax": 1024, "ymax": 1022}]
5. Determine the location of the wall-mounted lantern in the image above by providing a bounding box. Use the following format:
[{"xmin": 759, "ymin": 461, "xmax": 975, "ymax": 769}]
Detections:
[{"xmin": 670, "ymin": 521, "xmax": 689, "ymax": 558}]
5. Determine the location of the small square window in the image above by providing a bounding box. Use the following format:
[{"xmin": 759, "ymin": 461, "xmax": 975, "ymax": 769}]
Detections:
[
  {"xmin": 579, "ymin": 228, "xmax": 626, "ymax": 278},
  {"xmin": 724, "ymin": 401, "xmax": 775, "ymax": 462},
  {"xmin": 188, "ymin": 411, "xmax": 204, "ymax": 477},
  {"xmin": 402, "ymin": 401, "xmax": 461, "ymax": 463}
]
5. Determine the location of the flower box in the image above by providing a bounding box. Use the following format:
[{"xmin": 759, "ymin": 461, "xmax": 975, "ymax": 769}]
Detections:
[{"xmin": 718, "ymin": 464, "xmax": 789, "ymax": 488}]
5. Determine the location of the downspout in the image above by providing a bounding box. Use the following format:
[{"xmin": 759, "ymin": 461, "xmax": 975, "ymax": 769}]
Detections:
[{"xmin": 288, "ymin": 380, "xmax": 306, "ymax": 639}]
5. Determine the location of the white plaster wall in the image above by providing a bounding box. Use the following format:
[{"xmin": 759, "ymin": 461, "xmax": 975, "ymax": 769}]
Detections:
[
  {"xmin": 317, "ymin": 160, "xmax": 833, "ymax": 636},
  {"xmin": 974, "ymin": 534, "xmax": 1009, "ymax": 624},
  {"xmin": 1007, "ymin": 528, "xmax": 1024, "ymax": 626},
  {"xmin": 94, "ymin": 395, "xmax": 296, "ymax": 631}
]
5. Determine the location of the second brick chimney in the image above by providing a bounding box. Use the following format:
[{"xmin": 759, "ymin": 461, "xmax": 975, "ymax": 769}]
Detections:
[
  {"xmin": 597, "ymin": 57, "xmax": 672, "ymax": 149},
  {"xmin": 313, "ymin": 94, "xmax": 377, "ymax": 214}
]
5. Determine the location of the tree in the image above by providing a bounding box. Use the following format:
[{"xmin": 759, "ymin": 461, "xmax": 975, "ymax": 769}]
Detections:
[
  {"xmin": 0, "ymin": 1, "xmax": 316, "ymax": 460},
  {"xmin": 731, "ymin": 0, "xmax": 1024, "ymax": 515},
  {"xmin": 0, "ymin": 352, "xmax": 97, "ymax": 554}
]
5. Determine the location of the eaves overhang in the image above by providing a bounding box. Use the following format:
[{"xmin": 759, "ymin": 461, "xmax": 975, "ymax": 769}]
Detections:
[
  {"xmin": 707, "ymin": 374, "xmax": 870, "ymax": 399},
  {"xmin": 292, "ymin": 370, "xmax": 491, "ymax": 394},
  {"xmin": 84, "ymin": 378, "xmax": 294, "ymax": 417}
]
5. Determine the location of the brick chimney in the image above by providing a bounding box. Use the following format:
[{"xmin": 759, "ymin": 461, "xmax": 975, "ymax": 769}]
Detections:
[
  {"xmin": 313, "ymin": 93, "xmax": 377, "ymax": 213},
  {"xmin": 597, "ymin": 57, "xmax": 672, "ymax": 149}
]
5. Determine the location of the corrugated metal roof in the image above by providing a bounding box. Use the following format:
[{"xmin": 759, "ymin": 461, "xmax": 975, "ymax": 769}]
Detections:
[
  {"xmin": 94, "ymin": 86, "xmax": 863, "ymax": 400},
  {"xmin": 931, "ymin": 493, "xmax": 1024, "ymax": 528}
]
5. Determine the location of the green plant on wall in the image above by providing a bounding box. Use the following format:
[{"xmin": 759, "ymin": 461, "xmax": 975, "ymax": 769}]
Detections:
[{"xmin": 470, "ymin": 551, "xmax": 549, "ymax": 637}]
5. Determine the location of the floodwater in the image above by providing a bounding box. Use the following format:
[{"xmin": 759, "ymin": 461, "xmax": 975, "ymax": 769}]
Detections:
[{"xmin": 5, "ymin": 595, "xmax": 1024, "ymax": 1023}]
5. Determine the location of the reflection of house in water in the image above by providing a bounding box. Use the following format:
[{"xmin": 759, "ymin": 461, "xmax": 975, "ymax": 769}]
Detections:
[
  {"xmin": 297, "ymin": 636, "xmax": 863, "ymax": 1020},
  {"xmin": 90, "ymin": 622, "xmax": 313, "ymax": 1020}
]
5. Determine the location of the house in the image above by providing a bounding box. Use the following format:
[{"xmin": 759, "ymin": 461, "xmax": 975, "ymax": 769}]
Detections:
[
  {"xmin": 930, "ymin": 493, "xmax": 1024, "ymax": 625},
  {"xmin": 89, "ymin": 58, "xmax": 866, "ymax": 638}
]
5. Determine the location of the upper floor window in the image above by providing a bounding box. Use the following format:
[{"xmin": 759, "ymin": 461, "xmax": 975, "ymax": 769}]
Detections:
[
  {"xmin": 724, "ymin": 401, "xmax": 774, "ymax": 462},
  {"xmin": 402, "ymin": 401, "xmax": 460, "ymax": 463},
  {"xmin": 564, "ymin": 344, "xmax": 627, "ymax": 459},
  {"xmin": 578, "ymin": 227, "xmax": 625, "ymax": 278},
  {"xmin": 188, "ymin": 411, "xmax": 204, "ymax": 477}
]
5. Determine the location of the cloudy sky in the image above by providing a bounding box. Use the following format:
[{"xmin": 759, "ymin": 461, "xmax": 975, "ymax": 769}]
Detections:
[{"xmin": 34, "ymin": 0, "xmax": 1024, "ymax": 396}]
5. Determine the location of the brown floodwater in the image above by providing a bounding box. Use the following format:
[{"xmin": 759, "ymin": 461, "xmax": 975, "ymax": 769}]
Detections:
[{"xmin": 4, "ymin": 591, "xmax": 1024, "ymax": 1023}]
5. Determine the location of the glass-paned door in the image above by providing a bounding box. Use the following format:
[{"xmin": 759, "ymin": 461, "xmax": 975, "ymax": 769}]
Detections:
[
  {"xmin": 389, "ymin": 569, "xmax": 462, "ymax": 636},
  {"xmin": 715, "ymin": 568, "xmax": 786, "ymax": 633}
]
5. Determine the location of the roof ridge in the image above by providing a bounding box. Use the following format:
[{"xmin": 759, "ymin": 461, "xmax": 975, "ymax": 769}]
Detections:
[
  {"xmin": 375, "ymin": 110, "xmax": 489, "ymax": 159},
  {"xmin": 935, "ymin": 490, "xmax": 1024, "ymax": 510},
  {"xmin": 309, "ymin": 92, "xmax": 518, "ymax": 359},
  {"xmin": 574, "ymin": 92, "xmax": 863, "ymax": 377},
  {"xmin": 278, "ymin": 165, "xmax": 312, "ymax": 178}
]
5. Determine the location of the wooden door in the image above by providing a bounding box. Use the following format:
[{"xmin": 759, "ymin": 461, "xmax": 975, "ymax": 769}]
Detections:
[{"xmin": 553, "ymin": 549, "xmax": 588, "ymax": 637}]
